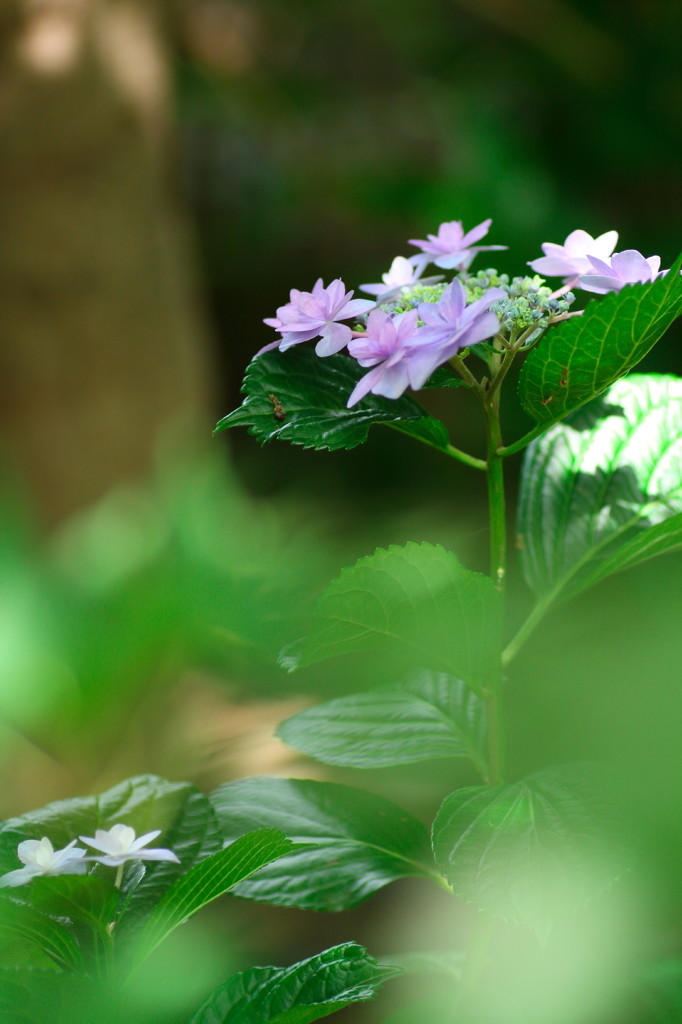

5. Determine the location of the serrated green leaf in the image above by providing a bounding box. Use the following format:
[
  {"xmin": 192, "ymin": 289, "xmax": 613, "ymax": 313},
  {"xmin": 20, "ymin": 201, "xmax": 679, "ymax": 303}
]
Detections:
[
  {"xmin": 210, "ymin": 778, "xmax": 436, "ymax": 911},
  {"xmin": 431, "ymin": 763, "xmax": 622, "ymax": 935},
  {"xmin": 190, "ymin": 942, "xmax": 400, "ymax": 1024},
  {"xmin": 0, "ymin": 775, "xmax": 222, "ymax": 935},
  {"xmin": 215, "ymin": 349, "xmax": 451, "ymax": 453},
  {"xmin": 518, "ymin": 375, "xmax": 682, "ymax": 603},
  {"xmin": 134, "ymin": 829, "xmax": 292, "ymax": 963},
  {"xmin": 277, "ymin": 669, "xmax": 487, "ymax": 777},
  {"xmin": 293, "ymin": 542, "xmax": 503, "ymax": 695},
  {"xmin": 519, "ymin": 258, "xmax": 682, "ymax": 425}
]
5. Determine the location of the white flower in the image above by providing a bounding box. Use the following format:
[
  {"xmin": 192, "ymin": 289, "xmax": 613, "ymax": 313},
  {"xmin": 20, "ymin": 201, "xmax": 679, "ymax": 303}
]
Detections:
[
  {"xmin": 360, "ymin": 256, "xmax": 443, "ymax": 300},
  {"xmin": 79, "ymin": 824, "xmax": 180, "ymax": 867},
  {"xmin": 0, "ymin": 837, "xmax": 88, "ymax": 887}
]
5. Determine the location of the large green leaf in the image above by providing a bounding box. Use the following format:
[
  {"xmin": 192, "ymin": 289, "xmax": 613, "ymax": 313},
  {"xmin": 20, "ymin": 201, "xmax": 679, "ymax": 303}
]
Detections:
[
  {"xmin": 277, "ymin": 670, "xmax": 487, "ymax": 777},
  {"xmin": 190, "ymin": 943, "xmax": 400, "ymax": 1024},
  {"xmin": 0, "ymin": 776, "xmax": 222, "ymax": 932},
  {"xmin": 519, "ymin": 261, "xmax": 682, "ymax": 426},
  {"xmin": 134, "ymin": 829, "xmax": 292, "ymax": 963},
  {"xmin": 431, "ymin": 763, "xmax": 622, "ymax": 935},
  {"xmin": 210, "ymin": 778, "xmax": 436, "ymax": 911},
  {"xmin": 518, "ymin": 375, "xmax": 682, "ymax": 603},
  {"xmin": 291, "ymin": 543, "xmax": 503, "ymax": 695},
  {"xmin": 0, "ymin": 895, "xmax": 85, "ymax": 972},
  {"xmin": 214, "ymin": 348, "xmax": 451, "ymax": 453}
]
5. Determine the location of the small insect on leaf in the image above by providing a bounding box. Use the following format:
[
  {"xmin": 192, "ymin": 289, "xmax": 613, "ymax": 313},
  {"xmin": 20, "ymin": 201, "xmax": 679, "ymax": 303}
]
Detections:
[
  {"xmin": 268, "ymin": 394, "xmax": 286, "ymax": 421},
  {"xmin": 541, "ymin": 394, "xmax": 554, "ymax": 406}
]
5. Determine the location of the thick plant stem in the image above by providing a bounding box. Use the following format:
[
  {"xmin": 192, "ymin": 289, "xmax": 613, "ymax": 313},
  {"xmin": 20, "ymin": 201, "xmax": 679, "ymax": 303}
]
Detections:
[
  {"xmin": 481, "ymin": 379, "xmax": 508, "ymax": 785},
  {"xmin": 485, "ymin": 405, "xmax": 506, "ymax": 595}
]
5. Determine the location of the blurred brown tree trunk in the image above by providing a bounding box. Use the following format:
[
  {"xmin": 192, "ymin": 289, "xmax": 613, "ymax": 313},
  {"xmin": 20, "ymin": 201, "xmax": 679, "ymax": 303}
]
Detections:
[{"xmin": 0, "ymin": 0, "xmax": 215, "ymax": 526}]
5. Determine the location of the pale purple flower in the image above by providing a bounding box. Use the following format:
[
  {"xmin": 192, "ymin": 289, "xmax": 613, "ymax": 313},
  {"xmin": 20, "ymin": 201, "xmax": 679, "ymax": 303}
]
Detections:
[
  {"xmin": 260, "ymin": 278, "xmax": 374, "ymax": 358},
  {"xmin": 401, "ymin": 281, "xmax": 505, "ymax": 389},
  {"xmin": 79, "ymin": 824, "xmax": 180, "ymax": 867},
  {"xmin": 0, "ymin": 837, "xmax": 87, "ymax": 887},
  {"xmin": 528, "ymin": 229, "xmax": 618, "ymax": 281},
  {"xmin": 360, "ymin": 256, "xmax": 442, "ymax": 300},
  {"xmin": 346, "ymin": 309, "xmax": 421, "ymax": 407},
  {"xmin": 408, "ymin": 218, "xmax": 506, "ymax": 271},
  {"xmin": 579, "ymin": 250, "xmax": 665, "ymax": 294}
]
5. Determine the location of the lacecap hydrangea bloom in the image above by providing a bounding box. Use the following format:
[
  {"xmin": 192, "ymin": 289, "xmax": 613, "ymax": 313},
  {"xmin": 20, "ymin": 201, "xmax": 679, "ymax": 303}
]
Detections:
[
  {"xmin": 261, "ymin": 278, "xmax": 374, "ymax": 357},
  {"xmin": 0, "ymin": 837, "xmax": 87, "ymax": 887},
  {"xmin": 409, "ymin": 218, "xmax": 506, "ymax": 271},
  {"xmin": 528, "ymin": 229, "xmax": 619, "ymax": 281},
  {"xmin": 579, "ymin": 250, "xmax": 667, "ymax": 294}
]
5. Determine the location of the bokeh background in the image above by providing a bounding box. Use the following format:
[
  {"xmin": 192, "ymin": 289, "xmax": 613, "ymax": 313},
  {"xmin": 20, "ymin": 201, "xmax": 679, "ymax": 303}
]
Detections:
[{"xmin": 0, "ymin": 1, "xmax": 681, "ymax": 1021}]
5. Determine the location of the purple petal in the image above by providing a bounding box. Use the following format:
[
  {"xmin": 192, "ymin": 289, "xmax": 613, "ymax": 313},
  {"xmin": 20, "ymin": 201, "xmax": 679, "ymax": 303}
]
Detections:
[
  {"xmin": 341, "ymin": 298, "xmax": 375, "ymax": 318},
  {"xmin": 528, "ymin": 255, "xmax": 582, "ymax": 277},
  {"xmin": 611, "ymin": 249, "xmax": 652, "ymax": 281},
  {"xmin": 458, "ymin": 311, "xmax": 501, "ymax": 348},
  {"xmin": 279, "ymin": 328, "xmax": 322, "ymax": 351},
  {"xmin": 315, "ymin": 322, "xmax": 352, "ymax": 356},
  {"xmin": 254, "ymin": 339, "xmax": 284, "ymax": 358},
  {"xmin": 578, "ymin": 275, "xmax": 617, "ymax": 294},
  {"xmin": 586, "ymin": 255, "xmax": 614, "ymax": 276},
  {"xmin": 460, "ymin": 217, "xmax": 492, "ymax": 247},
  {"xmin": 347, "ymin": 364, "xmax": 386, "ymax": 408}
]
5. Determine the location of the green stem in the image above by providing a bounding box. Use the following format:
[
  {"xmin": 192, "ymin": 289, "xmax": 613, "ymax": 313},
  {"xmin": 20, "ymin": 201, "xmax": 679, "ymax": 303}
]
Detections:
[
  {"xmin": 497, "ymin": 421, "xmax": 546, "ymax": 457},
  {"xmin": 481, "ymin": 361, "xmax": 507, "ymax": 784},
  {"xmin": 450, "ymin": 353, "xmax": 482, "ymax": 391},
  {"xmin": 485, "ymin": 410, "xmax": 506, "ymax": 594},
  {"xmin": 445, "ymin": 444, "xmax": 487, "ymax": 471},
  {"xmin": 501, "ymin": 596, "xmax": 553, "ymax": 667}
]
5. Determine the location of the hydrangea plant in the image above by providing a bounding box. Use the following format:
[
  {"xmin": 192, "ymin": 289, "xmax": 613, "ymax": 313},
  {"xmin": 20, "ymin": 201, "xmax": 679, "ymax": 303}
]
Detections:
[{"xmin": 211, "ymin": 217, "xmax": 682, "ymax": 1021}]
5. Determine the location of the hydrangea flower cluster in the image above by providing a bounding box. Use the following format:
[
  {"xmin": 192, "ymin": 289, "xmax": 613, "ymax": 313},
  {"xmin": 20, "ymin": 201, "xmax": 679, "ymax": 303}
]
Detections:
[
  {"xmin": 259, "ymin": 219, "xmax": 669, "ymax": 408},
  {"xmin": 0, "ymin": 824, "xmax": 179, "ymax": 888}
]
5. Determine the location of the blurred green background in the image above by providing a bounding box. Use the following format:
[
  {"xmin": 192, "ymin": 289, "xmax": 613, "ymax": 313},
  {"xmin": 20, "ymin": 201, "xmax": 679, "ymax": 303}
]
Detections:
[{"xmin": 0, "ymin": 1, "xmax": 680, "ymax": 1020}]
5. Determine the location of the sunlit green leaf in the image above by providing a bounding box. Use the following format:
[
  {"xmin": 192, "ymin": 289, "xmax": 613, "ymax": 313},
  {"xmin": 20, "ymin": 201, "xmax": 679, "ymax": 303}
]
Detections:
[
  {"xmin": 431, "ymin": 763, "xmax": 622, "ymax": 935},
  {"xmin": 518, "ymin": 375, "xmax": 682, "ymax": 603},
  {"xmin": 519, "ymin": 259, "xmax": 682, "ymax": 426},
  {"xmin": 215, "ymin": 349, "xmax": 451, "ymax": 453},
  {"xmin": 134, "ymin": 829, "xmax": 292, "ymax": 962},
  {"xmin": 210, "ymin": 778, "xmax": 435, "ymax": 911},
  {"xmin": 291, "ymin": 542, "xmax": 503, "ymax": 694},
  {"xmin": 277, "ymin": 670, "xmax": 487, "ymax": 777},
  {"xmin": 190, "ymin": 942, "xmax": 400, "ymax": 1024}
]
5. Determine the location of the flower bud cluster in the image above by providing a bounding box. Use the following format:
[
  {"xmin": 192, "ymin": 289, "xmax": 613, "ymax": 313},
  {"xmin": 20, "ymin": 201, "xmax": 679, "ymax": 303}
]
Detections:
[
  {"xmin": 378, "ymin": 282, "xmax": 448, "ymax": 318},
  {"xmin": 462, "ymin": 270, "xmax": 575, "ymax": 335}
]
